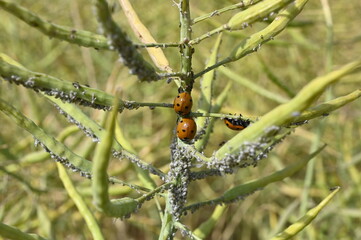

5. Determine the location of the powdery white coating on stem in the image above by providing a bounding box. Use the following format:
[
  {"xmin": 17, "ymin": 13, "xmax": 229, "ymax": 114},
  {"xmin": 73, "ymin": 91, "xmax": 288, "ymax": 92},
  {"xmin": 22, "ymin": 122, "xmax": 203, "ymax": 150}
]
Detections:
[
  {"xmin": 112, "ymin": 150, "xmax": 166, "ymax": 180},
  {"xmin": 54, "ymin": 105, "xmax": 100, "ymax": 142},
  {"xmin": 33, "ymin": 137, "xmax": 92, "ymax": 179},
  {"xmin": 184, "ymin": 126, "xmax": 289, "ymax": 176},
  {"xmin": 167, "ymin": 144, "xmax": 194, "ymax": 220},
  {"xmin": 1, "ymin": 75, "xmax": 112, "ymax": 111}
]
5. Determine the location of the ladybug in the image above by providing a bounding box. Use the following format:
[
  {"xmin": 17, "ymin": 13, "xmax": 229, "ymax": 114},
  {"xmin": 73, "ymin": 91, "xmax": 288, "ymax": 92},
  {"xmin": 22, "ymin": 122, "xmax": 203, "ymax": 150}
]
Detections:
[
  {"xmin": 224, "ymin": 114, "xmax": 251, "ymax": 131},
  {"xmin": 177, "ymin": 118, "xmax": 197, "ymax": 141},
  {"xmin": 173, "ymin": 92, "xmax": 193, "ymax": 116}
]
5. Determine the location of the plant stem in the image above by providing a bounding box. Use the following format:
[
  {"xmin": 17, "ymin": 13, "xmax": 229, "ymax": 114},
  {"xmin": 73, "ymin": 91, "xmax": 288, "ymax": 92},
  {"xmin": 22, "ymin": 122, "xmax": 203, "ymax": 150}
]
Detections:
[
  {"xmin": 0, "ymin": 222, "xmax": 47, "ymax": 240},
  {"xmin": 179, "ymin": 0, "xmax": 194, "ymax": 91},
  {"xmin": 92, "ymin": 92, "xmax": 139, "ymax": 218},
  {"xmin": 57, "ymin": 163, "xmax": 105, "ymax": 240},
  {"xmin": 134, "ymin": 42, "xmax": 180, "ymax": 48},
  {"xmin": 192, "ymin": 1, "xmax": 261, "ymax": 24},
  {"xmin": 0, "ymin": 0, "xmax": 109, "ymax": 50},
  {"xmin": 194, "ymin": 0, "xmax": 310, "ymax": 79},
  {"xmin": 189, "ymin": 0, "xmax": 293, "ymax": 45}
]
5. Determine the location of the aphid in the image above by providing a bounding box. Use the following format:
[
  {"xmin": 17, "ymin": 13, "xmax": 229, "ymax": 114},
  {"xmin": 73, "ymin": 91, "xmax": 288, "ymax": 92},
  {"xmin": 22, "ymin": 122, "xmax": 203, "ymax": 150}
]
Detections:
[
  {"xmin": 173, "ymin": 92, "xmax": 193, "ymax": 116},
  {"xmin": 224, "ymin": 114, "xmax": 250, "ymax": 131},
  {"xmin": 72, "ymin": 81, "xmax": 81, "ymax": 89},
  {"xmin": 177, "ymin": 118, "xmax": 197, "ymax": 141}
]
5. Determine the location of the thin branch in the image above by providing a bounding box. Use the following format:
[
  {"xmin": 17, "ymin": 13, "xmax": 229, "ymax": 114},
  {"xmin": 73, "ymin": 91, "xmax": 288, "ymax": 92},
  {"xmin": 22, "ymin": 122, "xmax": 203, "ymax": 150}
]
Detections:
[
  {"xmin": 179, "ymin": 0, "xmax": 194, "ymax": 90},
  {"xmin": 134, "ymin": 42, "xmax": 180, "ymax": 48},
  {"xmin": 189, "ymin": 0, "xmax": 293, "ymax": 45},
  {"xmin": 194, "ymin": 0, "xmax": 309, "ymax": 79},
  {"xmin": 0, "ymin": 57, "xmax": 173, "ymax": 112},
  {"xmin": 192, "ymin": 1, "xmax": 261, "ymax": 24},
  {"xmin": 0, "ymin": 0, "xmax": 109, "ymax": 50}
]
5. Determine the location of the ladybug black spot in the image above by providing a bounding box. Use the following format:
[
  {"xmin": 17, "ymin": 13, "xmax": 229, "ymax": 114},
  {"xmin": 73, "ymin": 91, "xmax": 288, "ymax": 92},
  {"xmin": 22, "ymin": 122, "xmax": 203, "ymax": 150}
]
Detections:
[{"xmin": 173, "ymin": 92, "xmax": 193, "ymax": 116}]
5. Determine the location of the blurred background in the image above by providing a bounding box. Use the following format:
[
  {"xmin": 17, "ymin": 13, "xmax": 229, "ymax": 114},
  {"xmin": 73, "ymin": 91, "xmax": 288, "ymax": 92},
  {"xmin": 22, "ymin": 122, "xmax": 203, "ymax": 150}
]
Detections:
[{"xmin": 0, "ymin": 0, "xmax": 361, "ymax": 239}]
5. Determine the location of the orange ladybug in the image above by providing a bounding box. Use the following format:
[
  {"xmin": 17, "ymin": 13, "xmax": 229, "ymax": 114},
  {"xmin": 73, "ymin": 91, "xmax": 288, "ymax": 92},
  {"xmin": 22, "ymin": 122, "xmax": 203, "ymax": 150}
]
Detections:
[
  {"xmin": 177, "ymin": 118, "xmax": 197, "ymax": 141},
  {"xmin": 224, "ymin": 115, "xmax": 250, "ymax": 131},
  {"xmin": 173, "ymin": 92, "xmax": 193, "ymax": 116}
]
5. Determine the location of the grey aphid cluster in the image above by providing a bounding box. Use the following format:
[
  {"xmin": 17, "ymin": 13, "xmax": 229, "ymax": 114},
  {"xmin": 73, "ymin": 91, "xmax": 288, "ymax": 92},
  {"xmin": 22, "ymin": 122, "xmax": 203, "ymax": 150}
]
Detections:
[
  {"xmin": 207, "ymin": 140, "xmax": 270, "ymax": 171},
  {"xmin": 123, "ymin": 100, "xmax": 140, "ymax": 110},
  {"xmin": 167, "ymin": 145, "xmax": 193, "ymax": 220},
  {"xmin": 164, "ymin": 125, "xmax": 290, "ymax": 216},
  {"xmin": 189, "ymin": 168, "xmax": 233, "ymax": 181},
  {"xmin": 33, "ymin": 138, "xmax": 92, "ymax": 179},
  {"xmin": 112, "ymin": 150, "xmax": 166, "ymax": 181},
  {"xmin": 193, "ymin": 117, "xmax": 210, "ymax": 142},
  {"xmin": 206, "ymin": 128, "xmax": 285, "ymax": 171},
  {"xmin": 2, "ymin": 74, "xmax": 112, "ymax": 111},
  {"xmin": 54, "ymin": 105, "xmax": 100, "ymax": 142},
  {"xmin": 184, "ymin": 190, "xmax": 256, "ymax": 216}
]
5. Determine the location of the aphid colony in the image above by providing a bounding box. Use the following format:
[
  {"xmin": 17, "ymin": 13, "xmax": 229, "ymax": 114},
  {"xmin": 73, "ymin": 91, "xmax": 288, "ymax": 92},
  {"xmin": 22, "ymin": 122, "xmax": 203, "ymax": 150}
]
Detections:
[{"xmin": 173, "ymin": 90, "xmax": 251, "ymax": 142}]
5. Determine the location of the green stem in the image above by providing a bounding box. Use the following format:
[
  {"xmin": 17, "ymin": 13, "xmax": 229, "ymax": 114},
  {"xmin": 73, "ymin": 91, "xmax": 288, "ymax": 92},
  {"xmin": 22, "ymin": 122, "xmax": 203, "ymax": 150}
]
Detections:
[
  {"xmin": 46, "ymin": 95, "xmax": 166, "ymax": 179},
  {"xmin": 192, "ymin": 1, "xmax": 261, "ymax": 24},
  {"xmin": 137, "ymin": 182, "xmax": 173, "ymax": 204},
  {"xmin": 159, "ymin": 195, "xmax": 176, "ymax": 240},
  {"xmin": 174, "ymin": 222, "xmax": 202, "ymax": 240},
  {"xmin": 0, "ymin": 98, "xmax": 93, "ymax": 174},
  {"xmin": 195, "ymin": 82, "xmax": 232, "ymax": 150},
  {"xmin": 195, "ymin": 34, "xmax": 222, "ymax": 151},
  {"xmin": 135, "ymin": 42, "xmax": 180, "ymax": 48},
  {"xmin": 219, "ymin": 66, "xmax": 289, "ymax": 104},
  {"xmin": 0, "ymin": 221, "xmax": 47, "ymax": 240},
  {"xmin": 272, "ymin": 187, "xmax": 340, "ymax": 240},
  {"xmin": 320, "ymin": 0, "xmax": 333, "ymax": 72},
  {"xmin": 215, "ymin": 56, "xmax": 361, "ymax": 160},
  {"xmin": 179, "ymin": 0, "xmax": 194, "ymax": 90},
  {"xmin": 258, "ymin": 55, "xmax": 296, "ymax": 98},
  {"xmin": 194, "ymin": 0, "xmax": 309, "ymax": 79},
  {"xmin": 193, "ymin": 205, "xmax": 227, "ymax": 239},
  {"xmin": 92, "ymin": 92, "xmax": 139, "ymax": 218},
  {"xmin": 0, "ymin": 57, "xmax": 173, "ymax": 112},
  {"xmin": 0, "ymin": 97, "xmax": 146, "ymax": 191},
  {"xmin": 57, "ymin": 163, "xmax": 105, "ymax": 240},
  {"xmin": 292, "ymin": 89, "xmax": 361, "ymax": 124},
  {"xmin": 189, "ymin": 0, "xmax": 293, "ymax": 45},
  {"xmin": 0, "ymin": 0, "xmax": 109, "ymax": 50},
  {"xmin": 184, "ymin": 145, "xmax": 325, "ymax": 212}
]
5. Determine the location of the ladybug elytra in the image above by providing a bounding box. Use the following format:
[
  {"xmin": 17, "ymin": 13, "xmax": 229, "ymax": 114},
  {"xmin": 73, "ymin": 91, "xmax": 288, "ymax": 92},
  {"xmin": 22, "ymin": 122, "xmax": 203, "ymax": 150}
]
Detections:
[
  {"xmin": 177, "ymin": 118, "xmax": 197, "ymax": 141},
  {"xmin": 173, "ymin": 92, "xmax": 193, "ymax": 116},
  {"xmin": 224, "ymin": 114, "xmax": 250, "ymax": 131}
]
